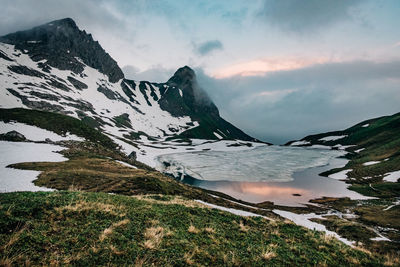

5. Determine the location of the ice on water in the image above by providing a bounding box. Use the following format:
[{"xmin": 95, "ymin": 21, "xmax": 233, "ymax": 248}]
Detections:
[{"xmin": 158, "ymin": 146, "xmax": 344, "ymax": 182}]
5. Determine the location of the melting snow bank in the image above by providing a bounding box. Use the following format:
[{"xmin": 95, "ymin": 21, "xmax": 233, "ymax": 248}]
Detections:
[
  {"xmin": 0, "ymin": 141, "xmax": 66, "ymax": 192},
  {"xmin": 115, "ymin": 160, "xmax": 137, "ymax": 169},
  {"xmin": 382, "ymin": 170, "xmax": 400, "ymax": 182},
  {"xmin": 0, "ymin": 121, "xmax": 84, "ymax": 142},
  {"xmin": 319, "ymin": 135, "xmax": 347, "ymax": 142},
  {"xmin": 272, "ymin": 210, "xmax": 355, "ymax": 246},
  {"xmin": 328, "ymin": 169, "xmax": 352, "ymax": 180},
  {"xmin": 363, "ymin": 161, "xmax": 380, "ymax": 166},
  {"xmin": 195, "ymin": 200, "xmax": 270, "ymax": 219},
  {"xmin": 290, "ymin": 140, "xmax": 310, "ymax": 146}
]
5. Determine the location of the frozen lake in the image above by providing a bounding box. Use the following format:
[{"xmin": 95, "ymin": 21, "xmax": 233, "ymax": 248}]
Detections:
[{"xmin": 157, "ymin": 146, "xmax": 369, "ymax": 206}]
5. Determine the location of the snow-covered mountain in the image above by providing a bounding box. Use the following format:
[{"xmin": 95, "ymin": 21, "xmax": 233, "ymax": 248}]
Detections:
[{"xmin": 0, "ymin": 18, "xmax": 260, "ymax": 164}]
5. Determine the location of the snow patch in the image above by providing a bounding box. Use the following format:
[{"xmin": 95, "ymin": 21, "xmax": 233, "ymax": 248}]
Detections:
[
  {"xmin": 363, "ymin": 161, "xmax": 380, "ymax": 166},
  {"xmin": 329, "ymin": 169, "xmax": 352, "ymax": 180},
  {"xmin": 362, "ymin": 124, "xmax": 369, "ymax": 128},
  {"xmin": 115, "ymin": 160, "xmax": 137, "ymax": 169},
  {"xmin": 0, "ymin": 121, "xmax": 84, "ymax": 142},
  {"xmin": 196, "ymin": 200, "xmax": 268, "ymax": 218},
  {"xmin": 382, "ymin": 170, "xmax": 400, "ymax": 182},
  {"xmin": 273, "ymin": 209, "xmax": 354, "ymax": 246},
  {"xmin": 290, "ymin": 140, "xmax": 310, "ymax": 146},
  {"xmin": 354, "ymin": 148, "xmax": 365, "ymax": 153},
  {"xmin": 213, "ymin": 132, "xmax": 223, "ymax": 139},
  {"xmin": 319, "ymin": 135, "xmax": 347, "ymax": 142},
  {"xmin": 0, "ymin": 141, "xmax": 66, "ymax": 192}
]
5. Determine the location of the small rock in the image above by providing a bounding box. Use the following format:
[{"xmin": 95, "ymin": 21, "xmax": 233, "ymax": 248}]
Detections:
[
  {"xmin": 128, "ymin": 151, "xmax": 137, "ymax": 161},
  {"xmin": 0, "ymin": 130, "xmax": 27, "ymax": 141}
]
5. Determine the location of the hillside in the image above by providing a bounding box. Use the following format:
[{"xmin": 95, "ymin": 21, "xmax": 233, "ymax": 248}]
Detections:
[
  {"xmin": 0, "ymin": 18, "xmax": 258, "ymax": 166},
  {"xmin": 1, "ymin": 18, "xmax": 399, "ymax": 265},
  {"xmin": 0, "ymin": 191, "xmax": 384, "ymax": 266},
  {"xmin": 287, "ymin": 112, "xmax": 400, "ymax": 197}
]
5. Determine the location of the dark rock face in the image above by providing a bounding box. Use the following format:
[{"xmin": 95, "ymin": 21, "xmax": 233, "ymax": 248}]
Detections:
[
  {"xmin": 128, "ymin": 151, "xmax": 137, "ymax": 161},
  {"xmin": 159, "ymin": 66, "xmax": 257, "ymax": 141},
  {"xmin": 0, "ymin": 131, "xmax": 27, "ymax": 141},
  {"xmin": 0, "ymin": 18, "xmax": 124, "ymax": 83},
  {"xmin": 160, "ymin": 66, "xmax": 219, "ymax": 118},
  {"xmin": 67, "ymin": 76, "xmax": 88, "ymax": 90},
  {"xmin": 7, "ymin": 65, "xmax": 46, "ymax": 78}
]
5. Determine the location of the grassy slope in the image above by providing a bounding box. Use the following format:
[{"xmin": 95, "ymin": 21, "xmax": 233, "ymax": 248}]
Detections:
[
  {"xmin": 0, "ymin": 191, "xmax": 384, "ymax": 266},
  {"xmin": 1, "ymin": 108, "xmax": 397, "ymax": 264},
  {"xmin": 0, "ymin": 108, "xmax": 117, "ymax": 150},
  {"xmin": 289, "ymin": 112, "xmax": 400, "ymax": 197}
]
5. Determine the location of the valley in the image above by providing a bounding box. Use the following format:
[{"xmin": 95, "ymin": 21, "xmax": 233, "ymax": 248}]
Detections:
[{"xmin": 0, "ymin": 18, "xmax": 399, "ymax": 266}]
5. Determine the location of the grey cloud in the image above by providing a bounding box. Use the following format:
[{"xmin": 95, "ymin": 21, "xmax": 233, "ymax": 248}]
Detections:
[
  {"xmin": 259, "ymin": 0, "xmax": 363, "ymax": 34},
  {"xmin": 0, "ymin": 0, "xmax": 126, "ymax": 36},
  {"xmin": 195, "ymin": 40, "xmax": 223, "ymax": 56},
  {"xmin": 122, "ymin": 65, "xmax": 175, "ymax": 83},
  {"xmin": 196, "ymin": 60, "xmax": 400, "ymax": 144}
]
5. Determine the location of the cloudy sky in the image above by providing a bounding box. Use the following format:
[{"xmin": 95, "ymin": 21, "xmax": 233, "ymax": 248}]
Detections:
[{"xmin": 1, "ymin": 0, "xmax": 400, "ymax": 143}]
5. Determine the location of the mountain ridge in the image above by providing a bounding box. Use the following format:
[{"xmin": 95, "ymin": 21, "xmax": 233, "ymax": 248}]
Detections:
[{"xmin": 0, "ymin": 18, "xmax": 258, "ymax": 146}]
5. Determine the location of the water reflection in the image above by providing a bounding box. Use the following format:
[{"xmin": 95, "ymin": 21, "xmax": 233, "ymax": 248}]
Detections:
[{"xmin": 181, "ymin": 157, "xmax": 369, "ymax": 207}]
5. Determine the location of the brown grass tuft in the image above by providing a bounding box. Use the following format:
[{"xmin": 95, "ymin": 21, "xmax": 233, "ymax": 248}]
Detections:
[
  {"xmin": 239, "ymin": 221, "xmax": 249, "ymax": 232},
  {"xmin": 99, "ymin": 219, "xmax": 130, "ymax": 242},
  {"xmin": 55, "ymin": 199, "xmax": 125, "ymax": 217},
  {"xmin": 143, "ymin": 226, "xmax": 164, "ymax": 249},
  {"xmin": 204, "ymin": 227, "xmax": 215, "ymax": 234},
  {"xmin": 262, "ymin": 251, "xmax": 277, "ymax": 260},
  {"xmin": 188, "ymin": 224, "xmax": 199, "ymax": 234},
  {"xmin": 384, "ymin": 253, "xmax": 400, "ymax": 266}
]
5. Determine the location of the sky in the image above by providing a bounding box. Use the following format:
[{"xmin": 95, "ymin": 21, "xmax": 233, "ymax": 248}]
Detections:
[{"xmin": 1, "ymin": 0, "xmax": 400, "ymax": 143}]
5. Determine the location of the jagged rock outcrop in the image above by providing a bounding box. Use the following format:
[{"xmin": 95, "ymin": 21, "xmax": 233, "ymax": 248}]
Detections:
[
  {"xmin": 0, "ymin": 18, "xmax": 124, "ymax": 83},
  {"xmin": 0, "ymin": 131, "xmax": 27, "ymax": 142},
  {"xmin": 0, "ymin": 18, "xmax": 258, "ymax": 142}
]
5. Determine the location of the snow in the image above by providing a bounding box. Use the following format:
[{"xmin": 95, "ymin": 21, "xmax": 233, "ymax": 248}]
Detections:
[
  {"xmin": 196, "ymin": 200, "xmax": 268, "ymax": 218},
  {"xmin": 370, "ymin": 236, "xmax": 390, "ymax": 242},
  {"xmin": 115, "ymin": 160, "xmax": 137, "ymax": 169},
  {"xmin": 382, "ymin": 170, "xmax": 400, "ymax": 182},
  {"xmin": 273, "ymin": 209, "xmax": 354, "ymax": 246},
  {"xmin": 0, "ymin": 141, "xmax": 66, "ymax": 192},
  {"xmin": 362, "ymin": 124, "xmax": 369, "ymax": 128},
  {"xmin": 363, "ymin": 161, "xmax": 380, "ymax": 166},
  {"xmin": 332, "ymin": 144, "xmax": 355, "ymax": 150},
  {"xmin": 179, "ymin": 89, "xmax": 183, "ymax": 97},
  {"xmin": 328, "ymin": 169, "xmax": 352, "ymax": 180},
  {"xmin": 0, "ymin": 121, "xmax": 84, "ymax": 142},
  {"xmin": 319, "ymin": 135, "xmax": 347, "ymax": 142},
  {"xmin": 383, "ymin": 199, "xmax": 400, "ymax": 211},
  {"xmin": 290, "ymin": 140, "xmax": 310, "ymax": 146},
  {"xmin": 0, "ymin": 43, "xmax": 199, "ymax": 140},
  {"xmin": 354, "ymin": 148, "xmax": 365, "ymax": 153},
  {"xmin": 213, "ymin": 132, "xmax": 223, "ymax": 139}
]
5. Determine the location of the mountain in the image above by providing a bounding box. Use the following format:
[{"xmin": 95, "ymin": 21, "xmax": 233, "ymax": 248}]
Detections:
[
  {"xmin": 287, "ymin": 112, "xmax": 400, "ymax": 195},
  {"xmin": 0, "ymin": 18, "xmax": 257, "ymax": 149}
]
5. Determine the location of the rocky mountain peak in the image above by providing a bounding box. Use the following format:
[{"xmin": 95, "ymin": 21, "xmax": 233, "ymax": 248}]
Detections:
[
  {"xmin": 160, "ymin": 66, "xmax": 219, "ymax": 118},
  {"xmin": 0, "ymin": 18, "xmax": 124, "ymax": 83},
  {"xmin": 167, "ymin": 65, "xmax": 195, "ymax": 87}
]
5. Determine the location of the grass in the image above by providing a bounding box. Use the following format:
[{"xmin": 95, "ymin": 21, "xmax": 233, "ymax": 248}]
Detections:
[
  {"xmin": 0, "ymin": 108, "xmax": 117, "ymax": 150},
  {"xmin": 0, "ymin": 191, "xmax": 385, "ymax": 266},
  {"xmin": 297, "ymin": 111, "xmax": 400, "ymax": 198},
  {"xmin": 10, "ymin": 157, "xmax": 205, "ymax": 197}
]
